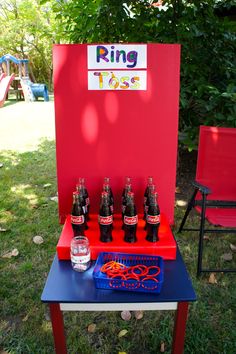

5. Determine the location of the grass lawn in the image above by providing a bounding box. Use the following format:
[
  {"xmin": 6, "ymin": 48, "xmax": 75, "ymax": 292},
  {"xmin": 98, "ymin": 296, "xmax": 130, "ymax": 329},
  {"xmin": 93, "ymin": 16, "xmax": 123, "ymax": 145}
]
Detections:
[{"xmin": 0, "ymin": 138, "xmax": 236, "ymax": 353}]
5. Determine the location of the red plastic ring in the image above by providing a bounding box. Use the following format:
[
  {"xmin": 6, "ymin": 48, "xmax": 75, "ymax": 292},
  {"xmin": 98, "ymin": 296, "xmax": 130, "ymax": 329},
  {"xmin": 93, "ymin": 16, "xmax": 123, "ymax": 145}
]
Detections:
[
  {"xmin": 106, "ymin": 269, "xmax": 123, "ymax": 277},
  {"xmin": 131, "ymin": 265, "xmax": 148, "ymax": 277},
  {"xmin": 109, "ymin": 279, "xmax": 123, "ymax": 288},
  {"xmin": 125, "ymin": 274, "xmax": 139, "ymax": 281},
  {"xmin": 142, "ymin": 276, "xmax": 159, "ymax": 282},
  {"xmin": 110, "ymin": 274, "xmax": 126, "ymax": 280},
  {"xmin": 146, "ymin": 266, "xmax": 160, "ymax": 277},
  {"xmin": 100, "ymin": 261, "xmax": 116, "ymax": 273},
  {"xmin": 141, "ymin": 277, "xmax": 159, "ymax": 290}
]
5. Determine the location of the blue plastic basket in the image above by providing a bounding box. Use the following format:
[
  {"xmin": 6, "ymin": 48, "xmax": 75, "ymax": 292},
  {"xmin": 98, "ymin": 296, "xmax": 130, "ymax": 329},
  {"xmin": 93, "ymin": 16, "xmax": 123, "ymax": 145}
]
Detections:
[{"xmin": 93, "ymin": 252, "xmax": 164, "ymax": 294}]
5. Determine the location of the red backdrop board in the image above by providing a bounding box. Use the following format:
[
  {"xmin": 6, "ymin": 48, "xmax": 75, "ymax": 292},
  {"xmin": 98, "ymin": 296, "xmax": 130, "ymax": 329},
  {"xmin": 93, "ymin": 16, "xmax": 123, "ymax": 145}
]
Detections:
[{"xmin": 53, "ymin": 43, "xmax": 180, "ymax": 224}]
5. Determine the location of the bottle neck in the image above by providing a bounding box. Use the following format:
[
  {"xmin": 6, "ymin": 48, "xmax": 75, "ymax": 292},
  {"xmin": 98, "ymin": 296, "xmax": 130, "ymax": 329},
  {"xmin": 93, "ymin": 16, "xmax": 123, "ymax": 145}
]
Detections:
[
  {"xmin": 125, "ymin": 183, "xmax": 131, "ymax": 193},
  {"xmin": 73, "ymin": 193, "xmax": 77, "ymax": 203},
  {"xmin": 100, "ymin": 191, "xmax": 109, "ymax": 205},
  {"xmin": 103, "ymin": 183, "xmax": 110, "ymax": 193},
  {"xmin": 104, "ymin": 177, "xmax": 110, "ymax": 185},
  {"xmin": 79, "ymin": 177, "xmax": 85, "ymax": 186},
  {"xmin": 148, "ymin": 184, "xmax": 155, "ymax": 194},
  {"xmin": 147, "ymin": 176, "xmax": 153, "ymax": 186},
  {"xmin": 149, "ymin": 192, "xmax": 158, "ymax": 206},
  {"xmin": 125, "ymin": 176, "xmax": 131, "ymax": 184},
  {"xmin": 126, "ymin": 192, "xmax": 134, "ymax": 206}
]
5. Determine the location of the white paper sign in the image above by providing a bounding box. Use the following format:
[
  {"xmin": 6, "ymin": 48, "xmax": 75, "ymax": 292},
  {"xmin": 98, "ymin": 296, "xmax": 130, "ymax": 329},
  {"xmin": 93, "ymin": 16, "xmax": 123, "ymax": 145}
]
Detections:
[
  {"xmin": 88, "ymin": 70, "xmax": 147, "ymax": 91},
  {"xmin": 88, "ymin": 44, "xmax": 147, "ymax": 69}
]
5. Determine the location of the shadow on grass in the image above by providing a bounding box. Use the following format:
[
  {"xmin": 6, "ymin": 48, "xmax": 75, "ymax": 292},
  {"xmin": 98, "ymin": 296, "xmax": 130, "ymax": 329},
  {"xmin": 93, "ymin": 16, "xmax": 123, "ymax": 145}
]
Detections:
[
  {"xmin": 0, "ymin": 139, "xmax": 62, "ymax": 353},
  {"xmin": 0, "ymin": 143, "xmax": 236, "ymax": 354}
]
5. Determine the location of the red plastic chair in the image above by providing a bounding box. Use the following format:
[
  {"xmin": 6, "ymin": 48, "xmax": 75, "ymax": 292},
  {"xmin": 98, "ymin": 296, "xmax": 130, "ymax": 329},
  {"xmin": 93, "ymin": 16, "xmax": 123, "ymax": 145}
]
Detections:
[{"xmin": 178, "ymin": 126, "xmax": 236, "ymax": 275}]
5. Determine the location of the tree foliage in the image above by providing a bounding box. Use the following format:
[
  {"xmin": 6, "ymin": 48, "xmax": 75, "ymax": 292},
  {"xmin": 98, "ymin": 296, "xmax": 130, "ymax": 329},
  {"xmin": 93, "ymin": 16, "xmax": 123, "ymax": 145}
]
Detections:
[
  {"xmin": 0, "ymin": 0, "xmax": 235, "ymax": 148},
  {"xmin": 51, "ymin": 0, "xmax": 236, "ymax": 149},
  {"xmin": 0, "ymin": 0, "xmax": 61, "ymax": 89}
]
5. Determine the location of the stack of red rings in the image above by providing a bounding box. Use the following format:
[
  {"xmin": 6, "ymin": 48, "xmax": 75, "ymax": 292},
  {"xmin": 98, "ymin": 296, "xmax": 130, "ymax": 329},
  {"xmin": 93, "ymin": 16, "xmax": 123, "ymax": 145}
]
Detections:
[{"xmin": 100, "ymin": 261, "xmax": 160, "ymax": 290}]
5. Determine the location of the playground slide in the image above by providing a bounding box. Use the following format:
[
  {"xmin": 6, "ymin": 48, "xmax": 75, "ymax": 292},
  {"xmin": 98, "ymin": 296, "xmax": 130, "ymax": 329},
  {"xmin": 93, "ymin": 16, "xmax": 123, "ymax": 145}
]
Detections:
[{"xmin": 0, "ymin": 73, "xmax": 15, "ymax": 108}]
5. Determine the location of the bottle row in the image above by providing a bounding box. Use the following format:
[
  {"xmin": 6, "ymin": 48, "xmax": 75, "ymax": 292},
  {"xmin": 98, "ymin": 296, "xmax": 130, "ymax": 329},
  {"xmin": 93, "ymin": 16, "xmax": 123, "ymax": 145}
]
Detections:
[{"xmin": 71, "ymin": 176, "xmax": 160, "ymax": 243}]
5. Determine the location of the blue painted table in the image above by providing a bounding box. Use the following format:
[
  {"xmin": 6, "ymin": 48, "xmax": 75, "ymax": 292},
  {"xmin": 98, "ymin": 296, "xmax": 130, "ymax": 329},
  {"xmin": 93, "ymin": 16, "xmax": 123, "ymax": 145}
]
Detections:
[{"xmin": 41, "ymin": 249, "xmax": 196, "ymax": 354}]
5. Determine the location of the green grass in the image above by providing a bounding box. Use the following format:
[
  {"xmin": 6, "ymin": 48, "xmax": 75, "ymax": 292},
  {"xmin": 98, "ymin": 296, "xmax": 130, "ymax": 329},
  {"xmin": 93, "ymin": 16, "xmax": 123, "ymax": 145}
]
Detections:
[{"xmin": 0, "ymin": 141, "xmax": 236, "ymax": 354}]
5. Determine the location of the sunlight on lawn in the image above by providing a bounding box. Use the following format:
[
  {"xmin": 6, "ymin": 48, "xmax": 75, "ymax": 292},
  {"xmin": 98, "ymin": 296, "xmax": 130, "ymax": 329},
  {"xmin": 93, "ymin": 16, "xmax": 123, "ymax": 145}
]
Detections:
[
  {"xmin": 41, "ymin": 321, "xmax": 52, "ymax": 333},
  {"xmin": 0, "ymin": 210, "xmax": 15, "ymax": 223},
  {"xmin": 0, "ymin": 101, "xmax": 55, "ymax": 152},
  {"xmin": 11, "ymin": 184, "xmax": 38, "ymax": 205}
]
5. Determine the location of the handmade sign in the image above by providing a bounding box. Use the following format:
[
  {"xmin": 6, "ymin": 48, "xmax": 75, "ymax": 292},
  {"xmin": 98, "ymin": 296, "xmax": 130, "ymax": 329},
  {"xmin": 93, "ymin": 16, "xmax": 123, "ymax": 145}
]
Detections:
[
  {"xmin": 88, "ymin": 70, "xmax": 147, "ymax": 90},
  {"xmin": 88, "ymin": 44, "xmax": 147, "ymax": 91},
  {"xmin": 87, "ymin": 44, "xmax": 147, "ymax": 69}
]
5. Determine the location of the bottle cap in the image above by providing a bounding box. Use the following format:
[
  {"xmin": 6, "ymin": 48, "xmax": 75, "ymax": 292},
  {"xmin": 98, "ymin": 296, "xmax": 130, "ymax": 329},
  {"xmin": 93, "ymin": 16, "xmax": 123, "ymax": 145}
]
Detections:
[
  {"xmin": 148, "ymin": 176, "xmax": 153, "ymax": 185},
  {"xmin": 104, "ymin": 177, "xmax": 110, "ymax": 184},
  {"xmin": 125, "ymin": 176, "xmax": 131, "ymax": 184}
]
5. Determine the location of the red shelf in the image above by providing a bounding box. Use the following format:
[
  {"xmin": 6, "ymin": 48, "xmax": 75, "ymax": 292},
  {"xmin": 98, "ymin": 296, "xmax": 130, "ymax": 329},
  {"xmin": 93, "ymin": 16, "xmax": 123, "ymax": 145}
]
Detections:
[{"xmin": 57, "ymin": 213, "xmax": 176, "ymax": 260}]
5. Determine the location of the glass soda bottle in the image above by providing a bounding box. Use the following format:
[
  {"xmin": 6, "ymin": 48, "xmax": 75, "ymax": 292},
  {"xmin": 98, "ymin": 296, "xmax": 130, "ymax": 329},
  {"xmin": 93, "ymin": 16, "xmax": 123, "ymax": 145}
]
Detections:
[
  {"xmin": 144, "ymin": 183, "xmax": 156, "ymax": 230},
  {"xmin": 98, "ymin": 191, "xmax": 113, "ymax": 242},
  {"xmin": 143, "ymin": 176, "xmax": 154, "ymax": 220},
  {"xmin": 79, "ymin": 177, "xmax": 90, "ymax": 220},
  {"xmin": 121, "ymin": 177, "xmax": 132, "ymax": 230},
  {"xmin": 71, "ymin": 192, "xmax": 86, "ymax": 236},
  {"xmin": 123, "ymin": 191, "xmax": 138, "ymax": 243},
  {"xmin": 76, "ymin": 183, "xmax": 89, "ymax": 229},
  {"xmin": 103, "ymin": 179, "xmax": 114, "ymax": 214},
  {"xmin": 146, "ymin": 191, "xmax": 160, "ymax": 242}
]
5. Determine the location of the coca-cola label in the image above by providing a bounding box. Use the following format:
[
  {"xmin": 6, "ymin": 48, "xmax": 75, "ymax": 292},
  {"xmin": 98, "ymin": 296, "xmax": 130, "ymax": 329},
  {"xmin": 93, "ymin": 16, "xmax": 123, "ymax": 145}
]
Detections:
[
  {"xmin": 71, "ymin": 215, "xmax": 84, "ymax": 225},
  {"xmin": 124, "ymin": 215, "xmax": 138, "ymax": 225},
  {"xmin": 147, "ymin": 214, "xmax": 160, "ymax": 224},
  {"xmin": 86, "ymin": 197, "xmax": 90, "ymax": 206},
  {"xmin": 98, "ymin": 215, "xmax": 113, "ymax": 225}
]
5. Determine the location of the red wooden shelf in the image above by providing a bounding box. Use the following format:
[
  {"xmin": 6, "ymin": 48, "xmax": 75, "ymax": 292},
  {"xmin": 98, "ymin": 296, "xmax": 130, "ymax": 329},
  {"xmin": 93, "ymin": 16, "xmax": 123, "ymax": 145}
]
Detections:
[{"xmin": 57, "ymin": 213, "xmax": 176, "ymax": 260}]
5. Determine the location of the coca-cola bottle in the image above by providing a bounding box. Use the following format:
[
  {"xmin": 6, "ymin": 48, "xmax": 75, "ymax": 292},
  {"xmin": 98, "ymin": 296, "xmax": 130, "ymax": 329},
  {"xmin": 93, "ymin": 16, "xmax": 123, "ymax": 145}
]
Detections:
[
  {"xmin": 146, "ymin": 191, "xmax": 160, "ymax": 242},
  {"xmin": 144, "ymin": 183, "xmax": 156, "ymax": 230},
  {"xmin": 121, "ymin": 177, "xmax": 132, "ymax": 229},
  {"xmin": 71, "ymin": 192, "xmax": 86, "ymax": 236},
  {"xmin": 123, "ymin": 191, "xmax": 138, "ymax": 243},
  {"xmin": 76, "ymin": 184, "xmax": 89, "ymax": 230},
  {"xmin": 143, "ymin": 176, "xmax": 154, "ymax": 220},
  {"xmin": 79, "ymin": 177, "xmax": 90, "ymax": 220},
  {"xmin": 103, "ymin": 180, "xmax": 114, "ymax": 214},
  {"xmin": 98, "ymin": 191, "xmax": 113, "ymax": 242}
]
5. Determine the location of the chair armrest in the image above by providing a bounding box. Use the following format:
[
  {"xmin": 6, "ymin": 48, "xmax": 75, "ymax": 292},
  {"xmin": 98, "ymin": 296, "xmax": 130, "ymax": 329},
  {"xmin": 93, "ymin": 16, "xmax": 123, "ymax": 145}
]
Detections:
[{"xmin": 192, "ymin": 181, "xmax": 211, "ymax": 195}]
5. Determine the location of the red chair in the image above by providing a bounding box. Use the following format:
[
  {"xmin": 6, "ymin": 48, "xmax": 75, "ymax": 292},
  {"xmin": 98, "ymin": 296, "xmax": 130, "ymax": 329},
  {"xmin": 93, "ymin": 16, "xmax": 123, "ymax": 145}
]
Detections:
[{"xmin": 178, "ymin": 126, "xmax": 236, "ymax": 275}]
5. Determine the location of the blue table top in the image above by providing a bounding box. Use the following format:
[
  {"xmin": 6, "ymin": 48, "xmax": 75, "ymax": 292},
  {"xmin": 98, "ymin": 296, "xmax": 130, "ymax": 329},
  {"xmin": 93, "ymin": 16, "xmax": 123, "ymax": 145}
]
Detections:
[{"xmin": 41, "ymin": 248, "xmax": 196, "ymax": 304}]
